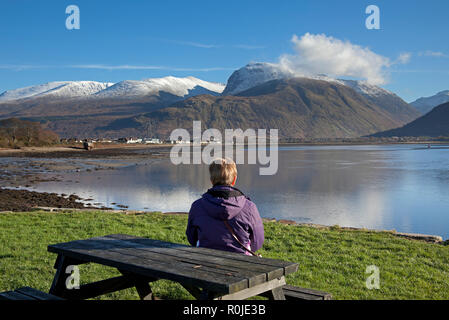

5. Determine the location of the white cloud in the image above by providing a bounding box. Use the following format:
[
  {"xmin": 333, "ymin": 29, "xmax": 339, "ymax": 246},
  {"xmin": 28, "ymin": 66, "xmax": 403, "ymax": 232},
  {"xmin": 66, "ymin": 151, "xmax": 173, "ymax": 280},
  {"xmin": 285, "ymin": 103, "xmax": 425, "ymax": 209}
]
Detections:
[
  {"xmin": 418, "ymin": 50, "xmax": 448, "ymax": 58},
  {"xmin": 278, "ymin": 33, "xmax": 392, "ymax": 85},
  {"xmin": 396, "ymin": 52, "xmax": 412, "ymax": 64}
]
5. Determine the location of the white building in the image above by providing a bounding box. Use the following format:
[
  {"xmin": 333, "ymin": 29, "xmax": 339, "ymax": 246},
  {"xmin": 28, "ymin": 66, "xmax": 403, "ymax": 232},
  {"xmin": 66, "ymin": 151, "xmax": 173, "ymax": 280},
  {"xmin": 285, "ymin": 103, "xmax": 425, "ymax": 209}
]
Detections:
[
  {"xmin": 144, "ymin": 138, "xmax": 162, "ymax": 144},
  {"xmin": 127, "ymin": 138, "xmax": 142, "ymax": 144}
]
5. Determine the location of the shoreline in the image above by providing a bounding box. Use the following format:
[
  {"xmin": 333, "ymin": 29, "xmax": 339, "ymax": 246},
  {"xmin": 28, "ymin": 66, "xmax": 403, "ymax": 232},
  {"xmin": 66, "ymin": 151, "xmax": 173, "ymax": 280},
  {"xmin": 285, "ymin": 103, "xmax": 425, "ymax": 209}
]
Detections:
[
  {"xmin": 0, "ymin": 140, "xmax": 448, "ymax": 158},
  {"xmin": 0, "ymin": 143, "xmax": 447, "ymax": 243}
]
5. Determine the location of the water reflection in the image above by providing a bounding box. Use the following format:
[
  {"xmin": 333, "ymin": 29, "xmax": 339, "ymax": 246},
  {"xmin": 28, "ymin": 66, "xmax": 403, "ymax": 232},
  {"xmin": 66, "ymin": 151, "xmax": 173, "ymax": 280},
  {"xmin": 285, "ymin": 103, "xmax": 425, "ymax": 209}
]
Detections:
[{"xmin": 33, "ymin": 145, "xmax": 449, "ymax": 238}]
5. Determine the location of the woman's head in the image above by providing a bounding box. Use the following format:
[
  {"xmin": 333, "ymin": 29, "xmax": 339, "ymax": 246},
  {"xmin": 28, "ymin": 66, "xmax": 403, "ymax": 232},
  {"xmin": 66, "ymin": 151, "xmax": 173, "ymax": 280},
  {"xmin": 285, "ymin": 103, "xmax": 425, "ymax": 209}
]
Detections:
[{"xmin": 209, "ymin": 158, "xmax": 237, "ymax": 186}]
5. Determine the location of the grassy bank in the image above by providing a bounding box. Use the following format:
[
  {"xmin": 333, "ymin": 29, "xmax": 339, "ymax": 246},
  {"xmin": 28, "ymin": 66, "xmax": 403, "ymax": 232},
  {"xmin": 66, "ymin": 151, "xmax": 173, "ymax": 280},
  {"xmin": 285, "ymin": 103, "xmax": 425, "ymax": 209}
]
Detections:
[{"xmin": 0, "ymin": 210, "xmax": 447, "ymax": 300}]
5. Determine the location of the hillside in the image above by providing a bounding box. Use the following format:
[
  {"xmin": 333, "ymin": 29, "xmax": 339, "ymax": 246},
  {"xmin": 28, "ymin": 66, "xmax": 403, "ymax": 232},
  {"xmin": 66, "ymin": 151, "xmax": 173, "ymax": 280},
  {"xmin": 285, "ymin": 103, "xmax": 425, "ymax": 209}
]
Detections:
[
  {"xmin": 0, "ymin": 68, "xmax": 419, "ymax": 139},
  {"xmin": 222, "ymin": 62, "xmax": 420, "ymax": 124},
  {"xmin": 410, "ymin": 90, "xmax": 449, "ymax": 115},
  {"xmin": 372, "ymin": 102, "xmax": 449, "ymax": 137},
  {"xmin": 0, "ymin": 118, "xmax": 59, "ymax": 147},
  {"xmin": 0, "ymin": 77, "xmax": 226, "ymax": 139},
  {"xmin": 132, "ymin": 77, "xmax": 409, "ymax": 139}
]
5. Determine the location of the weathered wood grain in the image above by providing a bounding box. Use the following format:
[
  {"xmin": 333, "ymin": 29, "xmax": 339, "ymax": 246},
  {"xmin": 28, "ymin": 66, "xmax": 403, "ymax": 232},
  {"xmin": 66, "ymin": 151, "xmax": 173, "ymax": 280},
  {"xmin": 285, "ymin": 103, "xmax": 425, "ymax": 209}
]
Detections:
[
  {"xmin": 49, "ymin": 240, "xmax": 248, "ymax": 294},
  {"xmin": 15, "ymin": 287, "xmax": 64, "ymax": 300},
  {"xmin": 47, "ymin": 234, "xmax": 299, "ymax": 297},
  {"xmin": 0, "ymin": 291, "xmax": 36, "ymax": 300},
  {"xmin": 282, "ymin": 285, "xmax": 332, "ymax": 300}
]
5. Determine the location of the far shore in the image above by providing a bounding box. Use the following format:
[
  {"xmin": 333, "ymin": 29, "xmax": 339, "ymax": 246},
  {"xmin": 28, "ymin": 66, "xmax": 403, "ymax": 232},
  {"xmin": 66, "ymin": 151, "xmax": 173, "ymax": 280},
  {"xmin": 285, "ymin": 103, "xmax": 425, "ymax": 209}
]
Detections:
[{"xmin": 0, "ymin": 140, "xmax": 448, "ymax": 158}]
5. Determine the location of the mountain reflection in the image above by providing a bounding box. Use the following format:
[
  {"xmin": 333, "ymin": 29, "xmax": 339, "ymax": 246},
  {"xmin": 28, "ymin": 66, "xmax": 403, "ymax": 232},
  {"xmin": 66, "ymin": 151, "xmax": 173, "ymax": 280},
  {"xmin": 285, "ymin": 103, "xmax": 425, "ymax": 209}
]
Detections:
[{"xmin": 33, "ymin": 145, "xmax": 449, "ymax": 238}]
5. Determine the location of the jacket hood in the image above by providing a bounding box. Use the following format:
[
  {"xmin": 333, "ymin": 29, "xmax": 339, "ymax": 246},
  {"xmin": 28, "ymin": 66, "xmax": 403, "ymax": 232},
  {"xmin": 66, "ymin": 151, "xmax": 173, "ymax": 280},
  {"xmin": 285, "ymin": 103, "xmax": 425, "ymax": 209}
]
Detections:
[{"xmin": 201, "ymin": 185, "xmax": 248, "ymax": 220}]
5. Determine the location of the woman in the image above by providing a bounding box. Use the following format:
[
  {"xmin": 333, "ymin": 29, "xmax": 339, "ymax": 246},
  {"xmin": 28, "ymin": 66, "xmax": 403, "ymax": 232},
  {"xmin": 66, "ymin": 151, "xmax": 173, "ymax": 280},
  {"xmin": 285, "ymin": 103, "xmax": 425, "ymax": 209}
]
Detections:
[{"xmin": 185, "ymin": 158, "xmax": 264, "ymax": 255}]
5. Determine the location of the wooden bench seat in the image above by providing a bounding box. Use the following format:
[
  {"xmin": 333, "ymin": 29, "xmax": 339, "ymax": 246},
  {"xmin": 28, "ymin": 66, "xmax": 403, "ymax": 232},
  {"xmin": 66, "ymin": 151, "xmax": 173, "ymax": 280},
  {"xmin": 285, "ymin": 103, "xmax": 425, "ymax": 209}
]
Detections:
[
  {"xmin": 0, "ymin": 287, "xmax": 64, "ymax": 300},
  {"xmin": 282, "ymin": 285, "xmax": 332, "ymax": 300}
]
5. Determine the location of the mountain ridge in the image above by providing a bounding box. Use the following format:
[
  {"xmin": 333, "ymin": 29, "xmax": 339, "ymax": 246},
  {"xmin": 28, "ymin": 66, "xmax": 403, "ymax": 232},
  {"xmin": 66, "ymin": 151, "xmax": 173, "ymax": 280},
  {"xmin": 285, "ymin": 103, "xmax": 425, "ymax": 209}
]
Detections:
[
  {"xmin": 0, "ymin": 76, "xmax": 225, "ymax": 102},
  {"xmin": 371, "ymin": 101, "xmax": 449, "ymax": 137},
  {"xmin": 410, "ymin": 90, "xmax": 449, "ymax": 115},
  {"xmin": 127, "ymin": 77, "xmax": 409, "ymax": 140}
]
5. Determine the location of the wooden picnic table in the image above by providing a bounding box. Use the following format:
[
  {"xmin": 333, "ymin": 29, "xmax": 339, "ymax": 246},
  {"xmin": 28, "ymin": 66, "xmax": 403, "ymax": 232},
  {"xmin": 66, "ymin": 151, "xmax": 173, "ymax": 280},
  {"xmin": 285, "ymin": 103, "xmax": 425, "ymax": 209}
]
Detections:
[{"xmin": 47, "ymin": 234, "xmax": 299, "ymax": 300}]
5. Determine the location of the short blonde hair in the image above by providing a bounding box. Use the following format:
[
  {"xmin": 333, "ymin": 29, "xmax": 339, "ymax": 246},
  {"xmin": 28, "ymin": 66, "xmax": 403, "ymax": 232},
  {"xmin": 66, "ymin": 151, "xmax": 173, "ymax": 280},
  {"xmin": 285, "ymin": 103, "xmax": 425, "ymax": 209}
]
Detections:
[{"xmin": 209, "ymin": 158, "xmax": 237, "ymax": 186}]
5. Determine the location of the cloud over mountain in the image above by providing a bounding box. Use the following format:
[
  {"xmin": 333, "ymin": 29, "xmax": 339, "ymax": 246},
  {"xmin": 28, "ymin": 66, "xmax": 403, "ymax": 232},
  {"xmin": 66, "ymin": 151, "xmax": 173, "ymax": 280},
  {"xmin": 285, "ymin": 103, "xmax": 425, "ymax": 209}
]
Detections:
[{"xmin": 278, "ymin": 33, "xmax": 392, "ymax": 85}]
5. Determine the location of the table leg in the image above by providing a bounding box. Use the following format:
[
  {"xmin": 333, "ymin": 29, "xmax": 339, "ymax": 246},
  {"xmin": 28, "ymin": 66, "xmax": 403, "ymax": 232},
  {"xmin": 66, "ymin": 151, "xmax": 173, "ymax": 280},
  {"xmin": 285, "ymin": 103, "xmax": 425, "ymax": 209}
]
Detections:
[
  {"xmin": 135, "ymin": 282, "xmax": 154, "ymax": 300},
  {"xmin": 266, "ymin": 287, "xmax": 286, "ymax": 300},
  {"xmin": 119, "ymin": 270, "xmax": 157, "ymax": 300},
  {"xmin": 209, "ymin": 276, "xmax": 287, "ymax": 300},
  {"xmin": 181, "ymin": 284, "xmax": 202, "ymax": 300},
  {"xmin": 49, "ymin": 254, "xmax": 82, "ymax": 298}
]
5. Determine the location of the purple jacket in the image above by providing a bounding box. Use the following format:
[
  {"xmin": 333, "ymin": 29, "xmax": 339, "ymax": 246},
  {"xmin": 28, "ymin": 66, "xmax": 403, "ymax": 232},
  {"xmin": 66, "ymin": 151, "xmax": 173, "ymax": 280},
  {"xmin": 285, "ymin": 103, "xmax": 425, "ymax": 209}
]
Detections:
[{"xmin": 186, "ymin": 185, "xmax": 264, "ymax": 255}]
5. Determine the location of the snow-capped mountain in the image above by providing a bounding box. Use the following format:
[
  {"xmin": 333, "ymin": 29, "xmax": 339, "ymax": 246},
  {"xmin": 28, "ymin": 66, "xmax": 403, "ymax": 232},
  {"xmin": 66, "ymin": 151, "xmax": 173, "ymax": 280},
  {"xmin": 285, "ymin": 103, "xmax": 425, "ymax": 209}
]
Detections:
[
  {"xmin": 95, "ymin": 76, "xmax": 225, "ymax": 99},
  {"xmin": 222, "ymin": 62, "xmax": 295, "ymax": 95},
  {"xmin": 222, "ymin": 62, "xmax": 421, "ymax": 123},
  {"xmin": 336, "ymin": 79, "xmax": 392, "ymax": 98},
  {"xmin": 0, "ymin": 76, "xmax": 225, "ymax": 102},
  {"xmin": 223, "ymin": 62, "xmax": 391, "ymax": 98},
  {"xmin": 0, "ymin": 81, "xmax": 113, "ymax": 102},
  {"xmin": 410, "ymin": 90, "xmax": 449, "ymax": 115}
]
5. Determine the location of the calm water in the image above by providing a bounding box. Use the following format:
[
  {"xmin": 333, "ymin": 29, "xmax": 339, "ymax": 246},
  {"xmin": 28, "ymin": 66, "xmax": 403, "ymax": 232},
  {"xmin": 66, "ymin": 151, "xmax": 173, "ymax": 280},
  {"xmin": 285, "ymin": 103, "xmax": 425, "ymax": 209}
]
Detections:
[{"xmin": 32, "ymin": 145, "xmax": 449, "ymax": 239}]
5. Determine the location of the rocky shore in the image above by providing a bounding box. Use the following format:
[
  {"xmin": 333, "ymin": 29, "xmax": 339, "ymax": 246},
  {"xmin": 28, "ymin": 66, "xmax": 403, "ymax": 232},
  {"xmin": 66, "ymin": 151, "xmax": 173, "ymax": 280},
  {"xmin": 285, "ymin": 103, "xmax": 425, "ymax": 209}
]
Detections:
[{"xmin": 0, "ymin": 188, "xmax": 102, "ymax": 212}]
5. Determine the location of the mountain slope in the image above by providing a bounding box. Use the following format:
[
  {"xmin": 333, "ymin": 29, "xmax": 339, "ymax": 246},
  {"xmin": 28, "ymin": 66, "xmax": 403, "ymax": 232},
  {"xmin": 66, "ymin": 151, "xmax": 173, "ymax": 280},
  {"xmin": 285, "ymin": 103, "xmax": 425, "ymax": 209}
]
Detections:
[
  {"xmin": 410, "ymin": 90, "xmax": 449, "ymax": 115},
  {"xmin": 0, "ymin": 76, "xmax": 226, "ymax": 136},
  {"xmin": 371, "ymin": 102, "xmax": 449, "ymax": 137},
  {"xmin": 222, "ymin": 62, "xmax": 420, "ymax": 124},
  {"xmin": 131, "ymin": 77, "xmax": 405, "ymax": 139}
]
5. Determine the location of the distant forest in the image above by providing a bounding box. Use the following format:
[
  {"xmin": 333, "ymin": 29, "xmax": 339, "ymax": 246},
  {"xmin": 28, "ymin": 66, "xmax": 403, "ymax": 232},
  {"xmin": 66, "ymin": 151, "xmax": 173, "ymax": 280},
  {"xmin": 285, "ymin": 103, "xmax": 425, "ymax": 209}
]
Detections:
[{"xmin": 0, "ymin": 118, "xmax": 59, "ymax": 148}]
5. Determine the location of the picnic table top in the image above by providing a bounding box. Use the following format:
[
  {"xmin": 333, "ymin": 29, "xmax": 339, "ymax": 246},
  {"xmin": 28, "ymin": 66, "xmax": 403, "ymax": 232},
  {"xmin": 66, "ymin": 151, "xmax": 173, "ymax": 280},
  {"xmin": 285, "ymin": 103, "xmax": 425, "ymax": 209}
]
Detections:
[{"xmin": 48, "ymin": 234, "xmax": 299, "ymax": 295}]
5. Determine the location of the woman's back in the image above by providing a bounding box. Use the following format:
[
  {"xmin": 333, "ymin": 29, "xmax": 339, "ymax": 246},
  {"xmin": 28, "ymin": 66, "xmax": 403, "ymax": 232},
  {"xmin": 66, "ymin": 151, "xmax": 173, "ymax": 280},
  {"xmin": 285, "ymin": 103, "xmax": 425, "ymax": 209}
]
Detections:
[{"xmin": 186, "ymin": 184, "xmax": 264, "ymax": 255}]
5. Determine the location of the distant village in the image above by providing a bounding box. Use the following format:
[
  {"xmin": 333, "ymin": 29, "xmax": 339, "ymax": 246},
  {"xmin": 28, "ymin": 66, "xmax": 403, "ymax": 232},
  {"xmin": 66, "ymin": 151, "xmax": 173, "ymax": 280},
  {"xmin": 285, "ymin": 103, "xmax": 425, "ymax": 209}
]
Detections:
[
  {"xmin": 59, "ymin": 137, "xmax": 223, "ymax": 146},
  {"xmin": 59, "ymin": 135, "xmax": 449, "ymax": 148}
]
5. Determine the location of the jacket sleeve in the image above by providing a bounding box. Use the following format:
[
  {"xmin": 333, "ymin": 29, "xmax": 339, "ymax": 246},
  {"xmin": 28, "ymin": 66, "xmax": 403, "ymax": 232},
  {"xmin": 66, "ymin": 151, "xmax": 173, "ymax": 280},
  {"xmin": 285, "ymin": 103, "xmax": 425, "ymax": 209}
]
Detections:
[
  {"xmin": 249, "ymin": 202, "xmax": 265, "ymax": 252},
  {"xmin": 185, "ymin": 205, "xmax": 198, "ymax": 247}
]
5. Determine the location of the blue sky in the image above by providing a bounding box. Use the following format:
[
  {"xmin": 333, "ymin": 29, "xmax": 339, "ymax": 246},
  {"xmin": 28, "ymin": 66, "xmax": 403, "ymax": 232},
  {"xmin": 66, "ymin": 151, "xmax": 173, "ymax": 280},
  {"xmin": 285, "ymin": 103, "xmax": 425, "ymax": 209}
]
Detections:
[{"xmin": 0, "ymin": 0, "xmax": 448, "ymax": 102}]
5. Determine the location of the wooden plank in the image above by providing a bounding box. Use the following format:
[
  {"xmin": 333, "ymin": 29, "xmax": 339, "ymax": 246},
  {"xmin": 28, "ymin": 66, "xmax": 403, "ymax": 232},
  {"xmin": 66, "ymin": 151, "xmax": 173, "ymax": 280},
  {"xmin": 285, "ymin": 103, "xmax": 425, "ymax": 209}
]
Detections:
[
  {"xmin": 104, "ymin": 234, "xmax": 299, "ymax": 276},
  {"xmin": 282, "ymin": 285, "xmax": 332, "ymax": 300},
  {"xmin": 266, "ymin": 287, "xmax": 286, "ymax": 300},
  {"xmin": 49, "ymin": 237, "xmax": 256, "ymax": 289},
  {"xmin": 85, "ymin": 236, "xmax": 270, "ymax": 287},
  {"xmin": 15, "ymin": 287, "xmax": 64, "ymax": 300},
  {"xmin": 55, "ymin": 275, "xmax": 149, "ymax": 300},
  {"xmin": 49, "ymin": 239, "xmax": 248, "ymax": 294},
  {"xmin": 56, "ymin": 238, "xmax": 252, "ymax": 284},
  {"xmin": 0, "ymin": 291, "xmax": 36, "ymax": 300},
  {"xmin": 50, "ymin": 233, "xmax": 295, "ymax": 275},
  {"xmin": 108, "ymin": 246, "xmax": 263, "ymax": 283},
  {"xmin": 212, "ymin": 276, "xmax": 286, "ymax": 300},
  {"xmin": 104, "ymin": 237, "xmax": 280, "ymax": 284}
]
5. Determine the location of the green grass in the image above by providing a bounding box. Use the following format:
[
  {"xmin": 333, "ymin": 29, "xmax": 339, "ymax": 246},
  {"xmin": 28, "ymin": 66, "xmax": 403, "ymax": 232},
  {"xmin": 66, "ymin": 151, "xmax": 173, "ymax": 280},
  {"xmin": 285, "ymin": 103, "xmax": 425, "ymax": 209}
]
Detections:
[{"xmin": 0, "ymin": 210, "xmax": 448, "ymax": 300}]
